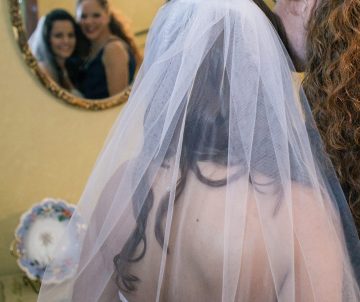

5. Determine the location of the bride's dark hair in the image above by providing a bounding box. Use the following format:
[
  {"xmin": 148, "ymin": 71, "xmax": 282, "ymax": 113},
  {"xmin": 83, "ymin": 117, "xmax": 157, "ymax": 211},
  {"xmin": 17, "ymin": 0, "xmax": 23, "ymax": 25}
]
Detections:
[
  {"xmin": 114, "ymin": 43, "xmax": 234, "ymax": 293},
  {"xmin": 114, "ymin": 0, "xmax": 297, "ymax": 292}
]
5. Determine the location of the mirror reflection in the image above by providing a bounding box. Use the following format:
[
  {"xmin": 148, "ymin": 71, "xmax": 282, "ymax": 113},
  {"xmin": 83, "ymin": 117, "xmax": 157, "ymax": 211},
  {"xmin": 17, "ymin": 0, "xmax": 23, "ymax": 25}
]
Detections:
[{"xmin": 22, "ymin": 0, "xmax": 142, "ymax": 100}]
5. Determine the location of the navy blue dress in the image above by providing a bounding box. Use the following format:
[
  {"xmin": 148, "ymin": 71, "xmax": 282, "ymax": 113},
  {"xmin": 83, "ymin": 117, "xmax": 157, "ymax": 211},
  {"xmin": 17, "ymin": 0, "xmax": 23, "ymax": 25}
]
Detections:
[{"xmin": 78, "ymin": 40, "xmax": 137, "ymax": 100}]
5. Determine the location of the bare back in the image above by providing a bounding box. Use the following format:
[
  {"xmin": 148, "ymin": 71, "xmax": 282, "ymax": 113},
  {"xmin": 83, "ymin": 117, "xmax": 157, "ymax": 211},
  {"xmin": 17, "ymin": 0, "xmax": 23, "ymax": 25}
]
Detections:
[{"xmin": 123, "ymin": 162, "xmax": 343, "ymax": 302}]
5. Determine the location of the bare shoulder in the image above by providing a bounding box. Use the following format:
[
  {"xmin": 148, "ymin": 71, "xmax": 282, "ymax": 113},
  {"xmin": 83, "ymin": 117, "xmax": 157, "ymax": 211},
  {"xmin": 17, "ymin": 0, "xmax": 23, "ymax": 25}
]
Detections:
[
  {"xmin": 290, "ymin": 181, "xmax": 335, "ymax": 223},
  {"xmin": 290, "ymin": 182, "xmax": 320, "ymax": 201},
  {"xmin": 103, "ymin": 39, "xmax": 129, "ymax": 63}
]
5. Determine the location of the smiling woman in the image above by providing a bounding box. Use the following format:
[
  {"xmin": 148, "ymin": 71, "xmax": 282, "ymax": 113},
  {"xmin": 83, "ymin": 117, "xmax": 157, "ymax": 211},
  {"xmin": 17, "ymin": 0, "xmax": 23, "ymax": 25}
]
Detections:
[
  {"xmin": 29, "ymin": 9, "xmax": 87, "ymax": 96},
  {"xmin": 50, "ymin": 21, "xmax": 76, "ymax": 60},
  {"xmin": 75, "ymin": 0, "xmax": 141, "ymax": 99}
]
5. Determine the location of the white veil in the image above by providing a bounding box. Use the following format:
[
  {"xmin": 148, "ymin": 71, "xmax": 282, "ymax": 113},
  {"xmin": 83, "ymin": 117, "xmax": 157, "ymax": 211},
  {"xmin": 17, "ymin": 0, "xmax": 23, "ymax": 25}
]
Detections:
[
  {"xmin": 28, "ymin": 16, "xmax": 57, "ymax": 80},
  {"xmin": 38, "ymin": 0, "xmax": 360, "ymax": 301}
]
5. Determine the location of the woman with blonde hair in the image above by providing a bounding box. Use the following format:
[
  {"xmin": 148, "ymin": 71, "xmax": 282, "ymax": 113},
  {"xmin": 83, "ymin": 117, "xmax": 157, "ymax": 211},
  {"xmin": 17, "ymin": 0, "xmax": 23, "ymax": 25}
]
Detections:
[{"xmin": 76, "ymin": 0, "xmax": 141, "ymax": 99}]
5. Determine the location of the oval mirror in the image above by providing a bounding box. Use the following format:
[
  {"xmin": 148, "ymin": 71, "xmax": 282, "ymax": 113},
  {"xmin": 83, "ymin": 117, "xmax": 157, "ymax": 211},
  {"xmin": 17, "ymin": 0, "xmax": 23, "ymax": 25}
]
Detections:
[{"xmin": 9, "ymin": 0, "xmax": 163, "ymax": 110}]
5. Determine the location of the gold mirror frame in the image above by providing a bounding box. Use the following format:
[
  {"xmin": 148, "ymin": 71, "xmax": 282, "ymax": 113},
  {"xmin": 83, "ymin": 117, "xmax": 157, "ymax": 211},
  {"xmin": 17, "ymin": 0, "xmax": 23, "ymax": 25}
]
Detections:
[{"xmin": 9, "ymin": 0, "xmax": 131, "ymax": 110}]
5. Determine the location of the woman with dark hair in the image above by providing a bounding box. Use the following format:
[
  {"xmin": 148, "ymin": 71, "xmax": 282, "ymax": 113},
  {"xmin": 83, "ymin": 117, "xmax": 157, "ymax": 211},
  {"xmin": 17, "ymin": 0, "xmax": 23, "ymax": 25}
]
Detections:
[
  {"xmin": 303, "ymin": 0, "xmax": 360, "ymax": 234},
  {"xmin": 76, "ymin": 0, "xmax": 141, "ymax": 99},
  {"xmin": 29, "ymin": 9, "xmax": 86, "ymax": 95},
  {"xmin": 38, "ymin": 0, "xmax": 359, "ymax": 301}
]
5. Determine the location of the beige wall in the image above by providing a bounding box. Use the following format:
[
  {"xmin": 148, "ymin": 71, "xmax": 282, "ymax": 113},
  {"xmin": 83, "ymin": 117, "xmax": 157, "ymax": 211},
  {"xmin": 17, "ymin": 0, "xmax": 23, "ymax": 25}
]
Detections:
[{"xmin": 0, "ymin": 0, "xmax": 138, "ymax": 276}]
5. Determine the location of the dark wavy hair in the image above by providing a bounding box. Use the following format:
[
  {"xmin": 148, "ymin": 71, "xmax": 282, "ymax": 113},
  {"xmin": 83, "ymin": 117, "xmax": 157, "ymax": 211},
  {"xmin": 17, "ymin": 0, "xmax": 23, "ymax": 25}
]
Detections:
[
  {"xmin": 303, "ymin": 0, "xmax": 360, "ymax": 232},
  {"xmin": 43, "ymin": 9, "xmax": 88, "ymax": 89},
  {"xmin": 76, "ymin": 0, "xmax": 142, "ymax": 66},
  {"xmin": 112, "ymin": 0, "xmax": 298, "ymax": 293}
]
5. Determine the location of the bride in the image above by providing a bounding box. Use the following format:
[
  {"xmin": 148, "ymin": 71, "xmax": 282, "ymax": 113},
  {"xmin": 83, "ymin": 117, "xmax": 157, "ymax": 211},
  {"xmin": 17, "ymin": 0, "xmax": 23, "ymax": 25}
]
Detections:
[
  {"xmin": 38, "ymin": 0, "xmax": 360, "ymax": 301},
  {"xmin": 29, "ymin": 9, "xmax": 86, "ymax": 96}
]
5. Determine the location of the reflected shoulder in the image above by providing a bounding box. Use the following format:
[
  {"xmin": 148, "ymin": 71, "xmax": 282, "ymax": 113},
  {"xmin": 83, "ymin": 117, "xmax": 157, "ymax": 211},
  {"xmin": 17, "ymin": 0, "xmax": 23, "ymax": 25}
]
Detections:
[{"xmin": 103, "ymin": 40, "xmax": 129, "ymax": 63}]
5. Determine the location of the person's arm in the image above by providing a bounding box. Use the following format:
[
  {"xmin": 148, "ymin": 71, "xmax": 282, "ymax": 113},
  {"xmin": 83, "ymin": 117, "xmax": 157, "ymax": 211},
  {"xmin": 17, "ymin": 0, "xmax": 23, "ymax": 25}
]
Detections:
[
  {"xmin": 72, "ymin": 163, "xmax": 133, "ymax": 302},
  {"xmin": 103, "ymin": 41, "xmax": 129, "ymax": 96},
  {"xmin": 292, "ymin": 184, "xmax": 343, "ymax": 302}
]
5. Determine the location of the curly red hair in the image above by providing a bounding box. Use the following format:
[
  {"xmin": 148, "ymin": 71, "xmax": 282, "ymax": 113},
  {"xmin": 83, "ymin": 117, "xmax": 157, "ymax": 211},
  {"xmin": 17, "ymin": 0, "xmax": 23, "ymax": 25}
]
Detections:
[{"xmin": 303, "ymin": 0, "xmax": 360, "ymax": 231}]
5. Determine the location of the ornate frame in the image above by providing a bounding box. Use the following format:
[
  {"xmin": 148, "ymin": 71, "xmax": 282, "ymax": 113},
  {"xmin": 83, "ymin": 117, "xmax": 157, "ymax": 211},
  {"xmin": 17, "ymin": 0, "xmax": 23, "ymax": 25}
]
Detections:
[{"xmin": 8, "ymin": 0, "xmax": 131, "ymax": 110}]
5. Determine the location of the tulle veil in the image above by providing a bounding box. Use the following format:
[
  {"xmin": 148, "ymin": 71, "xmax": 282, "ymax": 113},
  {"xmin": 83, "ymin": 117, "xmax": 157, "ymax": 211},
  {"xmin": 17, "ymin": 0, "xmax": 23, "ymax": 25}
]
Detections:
[
  {"xmin": 38, "ymin": 0, "xmax": 360, "ymax": 301},
  {"xmin": 28, "ymin": 16, "xmax": 57, "ymax": 80}
]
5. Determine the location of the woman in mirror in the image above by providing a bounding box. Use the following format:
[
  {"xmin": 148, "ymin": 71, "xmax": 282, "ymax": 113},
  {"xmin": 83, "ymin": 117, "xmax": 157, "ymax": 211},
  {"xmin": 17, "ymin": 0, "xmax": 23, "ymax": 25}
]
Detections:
[
  {"xmin": 76, "ymin": 0, "xmax": 141, "ymax": 99},
  {"xmin": 29, "ymin": 9, "xmax": 86, "ymax": 97}
]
